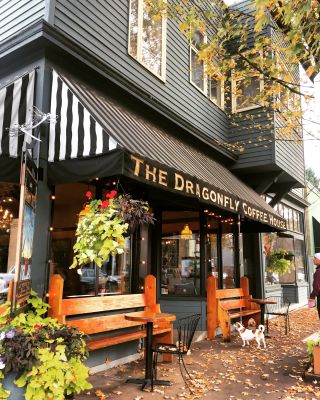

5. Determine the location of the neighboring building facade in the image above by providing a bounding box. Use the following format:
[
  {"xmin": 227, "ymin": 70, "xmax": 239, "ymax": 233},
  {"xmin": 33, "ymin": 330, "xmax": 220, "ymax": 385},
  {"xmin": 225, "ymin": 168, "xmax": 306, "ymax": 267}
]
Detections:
[
  {"xmin": 0, "ymin": 0, "xmax": 307, "ymax": 367},
  {"xmin": 305, "ymin": 182, "xmax": 320, "ymax": 289}
]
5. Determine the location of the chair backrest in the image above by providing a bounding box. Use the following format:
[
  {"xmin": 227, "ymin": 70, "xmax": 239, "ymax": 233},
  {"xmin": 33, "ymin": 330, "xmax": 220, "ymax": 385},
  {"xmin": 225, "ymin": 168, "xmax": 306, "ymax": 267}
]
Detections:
[
  {"xmin": 177, "ymin": 314, "xmax": 201, "ymax": 353},
  {"xmin": 265, "ymin": 296, "xmax": 291, "ymax": 314}
]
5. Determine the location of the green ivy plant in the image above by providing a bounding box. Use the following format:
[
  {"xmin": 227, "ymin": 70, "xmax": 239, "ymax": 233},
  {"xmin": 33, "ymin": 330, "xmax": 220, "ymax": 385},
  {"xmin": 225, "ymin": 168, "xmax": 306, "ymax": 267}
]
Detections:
[
  {"xmin": 0, "ymin": 291, "xmax": 92, "ymax": 399},
  {"xmin": 306, "ymin": 338, "xmax": 320, "ymax": 363},
  {"xmin": 267, "ymin": 249, "xmax": 294, "ymax": 275},
  {"xmin": 71, "ymin": 190, "xmax": 154, "ymax": 269}
]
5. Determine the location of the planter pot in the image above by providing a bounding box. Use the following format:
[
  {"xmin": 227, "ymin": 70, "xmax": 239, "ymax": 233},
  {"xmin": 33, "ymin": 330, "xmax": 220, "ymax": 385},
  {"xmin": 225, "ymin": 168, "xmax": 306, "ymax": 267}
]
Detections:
[
  {"xmin": 314, "ymin": 346, "xmax": 320, "ymax": 375},
  {"xmin": 2, "ymin": 372, "xmax": 26, "ymax": 400}
]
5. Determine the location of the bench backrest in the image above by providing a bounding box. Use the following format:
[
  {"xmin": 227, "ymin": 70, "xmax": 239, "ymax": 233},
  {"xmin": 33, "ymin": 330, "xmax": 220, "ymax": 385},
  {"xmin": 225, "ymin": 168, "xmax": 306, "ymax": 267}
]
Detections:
[
  {"xmin": 207, "ymin": 275, "xmax": 252, "ymax": 339},
  {"xmin": 215, "ymin": 288, "xmax": 246, "ymax": 311},
  {"xmin": 48, "ymin": 274, "xmax": 158, "ymax": 333}
]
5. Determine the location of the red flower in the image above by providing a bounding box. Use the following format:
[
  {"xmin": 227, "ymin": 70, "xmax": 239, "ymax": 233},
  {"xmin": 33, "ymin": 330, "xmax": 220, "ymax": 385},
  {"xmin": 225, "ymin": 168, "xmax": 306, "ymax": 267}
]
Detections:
[
  {"xmin": 33, "ymin": 324, "xmax": 42, "ymax": 330},
  {"xmin": 106, "ymin": 190, "xmax": 117, "ymax": 199},
  {"xmin": 101, "ymin": 200, "xmax": 110, "ymax": 209},
  {"xmin": 85, "ymin": 191, "xmax": 92, "ymax": 199}
]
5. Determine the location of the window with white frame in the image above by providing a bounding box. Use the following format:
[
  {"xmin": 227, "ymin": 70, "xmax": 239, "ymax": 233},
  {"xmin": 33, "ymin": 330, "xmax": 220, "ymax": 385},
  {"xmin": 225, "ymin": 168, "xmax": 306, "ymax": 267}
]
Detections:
[
  {"xmin": 232, "ymin": 75, "xmax": 263, "ymax": 112},
  {"xmin": 190, "ymin": 30, "xmax": 224, "ymax": 109},
  {"xmin": 128, "ymin": 0, "xmax": 166, "ymax": 79},
  {"xmin": 190, "ymin": 30, "xmax": 206, "ymax": 91},
  {"xmin": 275, "ymin": 54, "xmax": 298, "ymax": 113},
  {"xmin": 208, "ymin": 77, "xmax": 224, "ymax": 108}
]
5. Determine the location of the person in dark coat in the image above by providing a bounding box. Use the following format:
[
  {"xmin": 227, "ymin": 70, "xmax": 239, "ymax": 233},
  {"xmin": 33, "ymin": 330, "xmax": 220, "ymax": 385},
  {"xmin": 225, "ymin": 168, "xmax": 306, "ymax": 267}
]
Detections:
[{"xmin": 310, "ymin": 253, "xmax": 320, "ymax": 318}]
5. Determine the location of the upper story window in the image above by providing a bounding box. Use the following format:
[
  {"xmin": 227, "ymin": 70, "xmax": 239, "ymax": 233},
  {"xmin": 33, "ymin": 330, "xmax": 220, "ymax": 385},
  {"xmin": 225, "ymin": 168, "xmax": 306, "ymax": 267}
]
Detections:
[
  {"xmin": 209, "ymin": 77, "xmax": 224, "ymax": 109},
  {"xmin": 190, "ymin": 30, "xmax": 206, "ymax": 91},
  {"xmin": 232, "ymin": 75, "xmax": 263, "ymax": 112},
  {"xmin": 128, "ymin": 0, "xmax": 166, "ymax": 80},
  {"xmin": 265, "ymin": 196, "xmax": 303, "ymax": 234},
  {"xmin": 275, "ymin": 54, "xmax": 299, "ymax": 113},
  {"xmin": 190, "ymin": 30, "xmax": 224, "ymax": 109}
]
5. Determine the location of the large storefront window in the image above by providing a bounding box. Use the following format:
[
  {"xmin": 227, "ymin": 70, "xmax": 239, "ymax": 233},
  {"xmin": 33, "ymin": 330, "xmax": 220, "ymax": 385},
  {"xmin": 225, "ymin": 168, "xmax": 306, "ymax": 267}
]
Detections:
[
  {"xmin": 50, "ymin": 183, "xmax": 132, "ymax": 297},
  {"xmin": 161, "ymin": 211, "xmax": 200, "ymax": 296},
  {"xmin": 206, "ymin": 213, "xmax": 219, "ymax": 278},
  {"xmin": 206, "ymin": 214, "xmax": 236, "ymax": 288},
  {"xmin": 0, "ymin": 183, "xmax": 20, "ymax": 302},
  {"xmin": 263, "ymin": 232, "xmax": 306, "ymax": 285},
  {"xmin": 294, "ymin": 239, "xmax": 306, "ymax": 282},
  {"xmin": 222, "ymin": 229, "xmax": 235, "ymax": 288}
]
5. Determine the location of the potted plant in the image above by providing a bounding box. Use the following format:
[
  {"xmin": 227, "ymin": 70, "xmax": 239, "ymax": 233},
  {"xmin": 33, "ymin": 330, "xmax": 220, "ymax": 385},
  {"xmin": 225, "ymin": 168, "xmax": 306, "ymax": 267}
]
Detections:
[
  {"xmin": 71, "ymin": 190, "xmax": 155, "ymax": 269},
  {"xmin": 267, "ymin": 249, "xmax": 294, "ymax": 275},
  {"xmin": 0, "ymin": 291, "xmax": 92, "ymax": 399}
]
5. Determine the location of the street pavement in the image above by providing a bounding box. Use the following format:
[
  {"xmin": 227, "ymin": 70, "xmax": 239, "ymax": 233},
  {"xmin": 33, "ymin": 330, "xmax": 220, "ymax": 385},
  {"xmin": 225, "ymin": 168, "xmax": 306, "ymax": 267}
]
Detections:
[{"xmin": 76, "ymin": 307, "xmax": 320, "ymax": 400}]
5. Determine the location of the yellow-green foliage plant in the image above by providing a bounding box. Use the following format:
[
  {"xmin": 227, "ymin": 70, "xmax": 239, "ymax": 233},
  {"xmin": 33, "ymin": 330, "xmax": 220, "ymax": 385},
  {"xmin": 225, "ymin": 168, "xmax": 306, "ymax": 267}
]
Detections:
[{"xmin": 0, "ymin": 291, "xmax": 92, "ymax": 399}]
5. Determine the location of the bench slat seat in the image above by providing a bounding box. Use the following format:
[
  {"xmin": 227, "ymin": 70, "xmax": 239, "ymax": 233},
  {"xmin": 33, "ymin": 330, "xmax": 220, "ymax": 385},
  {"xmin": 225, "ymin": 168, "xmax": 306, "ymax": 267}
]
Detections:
[
  {"xmin": 48, "ymin": 274, "xmax": 174, "ymax": 362},
  {"xmin": 86, "ymin": 327, "xmax": 172, "ymax": 351},
  {"xmin": 207, "ymin": 276, "xmax": 261, "ymax": 342},
  {"xmin": 227, "ymin": 309, "xmax": 261, "ymax": 319}
]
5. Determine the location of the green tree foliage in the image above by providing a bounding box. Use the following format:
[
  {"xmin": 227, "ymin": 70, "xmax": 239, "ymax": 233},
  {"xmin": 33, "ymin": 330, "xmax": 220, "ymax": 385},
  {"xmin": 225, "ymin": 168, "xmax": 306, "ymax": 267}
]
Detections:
[
  {"xmin": 146, "ymin": 0, "xmax": 318, "ymax": 151},
  {"xmin": 306, "ymin": 167, "xmax": 320, "ymax": 188}
]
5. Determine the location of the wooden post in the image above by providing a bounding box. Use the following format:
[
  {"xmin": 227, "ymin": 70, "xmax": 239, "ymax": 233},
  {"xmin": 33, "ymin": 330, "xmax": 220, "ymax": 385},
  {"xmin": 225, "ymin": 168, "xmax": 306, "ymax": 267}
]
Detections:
[
  {"xmin": 240, "ymin": 276, "xmax": 250, "ymax": 309},
  {"xmin": 144, "ymin": 274, "xmax": 157, "ymax": 312},
  {"xmin": 207, "ymin": 276, "xmax": 218, "ymax": 339},
  {"xmin": 48, "ymin": 274, "xmax": 64, "ymax": 323},
  {"xmin": 7, "ymin": 280, "xmax": 13, "ymax": 304},
  {"xmin": 240, "ymin": 276, "xmax": 249, "ymax": 296},
  {"xmin": 314, "ymin": 346, "xmax": 320, "ymax": 375}
]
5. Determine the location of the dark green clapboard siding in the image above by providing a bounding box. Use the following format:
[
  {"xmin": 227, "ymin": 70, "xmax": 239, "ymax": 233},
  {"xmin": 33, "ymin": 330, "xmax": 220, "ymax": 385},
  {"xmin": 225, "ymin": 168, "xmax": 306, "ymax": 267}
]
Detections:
[
  {"xmin": 53, "ymin": 0, "xmax": 229, "ymax": 142},
  {"xmin": 274, "ymin": 114, "xmax": 305, "ymax": 184},
  {"xmin": 229, "ymin": 107, "xmax": 275, "ymax": 169},
  {"xmin": 159, "ymin": 299, "xmax": 206, "ymax": 331},
  {"xmin": 0, "ymin": 0, "xmax": 45, "ymax": 43}
]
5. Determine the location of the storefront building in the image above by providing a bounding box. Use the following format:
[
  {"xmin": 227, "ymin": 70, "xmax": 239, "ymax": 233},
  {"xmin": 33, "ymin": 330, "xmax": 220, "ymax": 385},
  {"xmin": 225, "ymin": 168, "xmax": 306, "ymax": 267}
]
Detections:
[
  {"xmin": 0, "ymin": 0, "xmax": 307, "ymax": 367},
  {"xmin": 262, "ymin": 191, "xmax": 309, "ymax": 304}
]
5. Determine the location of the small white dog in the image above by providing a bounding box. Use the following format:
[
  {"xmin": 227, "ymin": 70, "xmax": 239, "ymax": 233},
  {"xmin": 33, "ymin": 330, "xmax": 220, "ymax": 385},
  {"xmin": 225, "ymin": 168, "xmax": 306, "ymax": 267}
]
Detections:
[{"xmin": 233, "ymin": 321, "xmax": 266, "ymax": 349}]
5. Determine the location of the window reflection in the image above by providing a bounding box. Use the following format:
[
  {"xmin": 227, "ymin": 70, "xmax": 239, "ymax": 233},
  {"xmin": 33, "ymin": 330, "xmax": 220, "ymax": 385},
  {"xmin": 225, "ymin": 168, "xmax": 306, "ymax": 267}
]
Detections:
[
  {"xmin": 161, "ymin": 211, "xmax": 200, "ymax": 296},
  {"xmin": 262, "ymin": 232, "xmax": 306, "ymax": 285},
  {"xmin": 222, "ymin": 233, "xmax": 235, "ymax": 288},
  {"xmin": 129, "ymin": 0, "xmax": 165, "ymax": 78},
  {"xmin": 206, "ymin": 215, "xmax": 219, "ymax": 278},
  {"xmin": 51, "ymin": 183, "xmax": 132, "ymax": 297},
  {"xmin": 235, "ymin": 76, "xmax": 261, "ymax": 110}
]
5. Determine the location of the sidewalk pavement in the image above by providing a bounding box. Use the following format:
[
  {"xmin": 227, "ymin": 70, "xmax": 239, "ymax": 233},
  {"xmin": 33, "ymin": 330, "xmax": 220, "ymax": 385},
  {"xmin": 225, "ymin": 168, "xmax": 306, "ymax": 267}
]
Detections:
[{"xmin": 76, "ymin": 307, "xmax": 320, "ymax": 400}]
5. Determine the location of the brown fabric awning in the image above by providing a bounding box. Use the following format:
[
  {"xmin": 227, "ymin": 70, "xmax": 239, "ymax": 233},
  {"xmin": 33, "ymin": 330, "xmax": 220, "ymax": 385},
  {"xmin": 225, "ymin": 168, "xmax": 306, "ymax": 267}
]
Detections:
[{"xmin": 48, "ymin": 71, "xmax": 286, "ymax": 231}]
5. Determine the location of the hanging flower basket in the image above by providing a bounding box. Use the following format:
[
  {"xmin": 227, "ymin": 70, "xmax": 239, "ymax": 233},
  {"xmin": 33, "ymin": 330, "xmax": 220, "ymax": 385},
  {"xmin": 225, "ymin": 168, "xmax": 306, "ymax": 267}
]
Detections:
[
  {"xmin": 267, "ymin": 249, "xmax": 294, "ymax": 275},
  {"xmin": 70, "ymin": 190, "xmax": 155, "ymax": 269}
]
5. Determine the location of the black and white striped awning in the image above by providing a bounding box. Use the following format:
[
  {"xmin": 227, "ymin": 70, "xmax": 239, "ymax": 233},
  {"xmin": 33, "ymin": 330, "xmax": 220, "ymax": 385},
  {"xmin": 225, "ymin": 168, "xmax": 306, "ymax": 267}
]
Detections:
[
  {"xmin": 49, "ymin": 70, "xmax": 118, "ymax": 162},
  {"xmin": 47, "ymin": 70, "xmax": 287, "ymax": 230},
  {"xmin": 0, "ymin": 70, "xmax": 35, "ymax": 158}
]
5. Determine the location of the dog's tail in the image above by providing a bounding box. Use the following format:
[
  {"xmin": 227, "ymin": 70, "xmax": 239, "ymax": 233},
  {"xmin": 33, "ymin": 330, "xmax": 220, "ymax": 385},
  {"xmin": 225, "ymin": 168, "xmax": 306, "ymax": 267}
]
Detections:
[{"xmin": 258, "ymin": 325, "xmax": 265, "ymax": 333}]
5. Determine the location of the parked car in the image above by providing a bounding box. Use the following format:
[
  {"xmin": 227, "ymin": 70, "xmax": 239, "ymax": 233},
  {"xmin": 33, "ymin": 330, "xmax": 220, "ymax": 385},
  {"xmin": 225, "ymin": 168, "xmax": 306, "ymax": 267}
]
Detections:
[
  {"xmin": 0, "ymin": 268, "xmax": 15, "ymax": 294},
  {"xmin": 79, "ymin": 266, "xmax": 107, "ymax": 287}
]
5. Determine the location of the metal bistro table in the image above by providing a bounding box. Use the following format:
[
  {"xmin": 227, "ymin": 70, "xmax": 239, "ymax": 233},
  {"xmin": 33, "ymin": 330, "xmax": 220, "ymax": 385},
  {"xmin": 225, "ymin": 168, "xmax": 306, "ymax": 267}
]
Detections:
[
  {"xmin": 249, "ymin": 298, "xmax": 277, "ymax": 326},
  {"xmin": 125, "ymin": 311, "xmax": 176, "ymax": 390}
]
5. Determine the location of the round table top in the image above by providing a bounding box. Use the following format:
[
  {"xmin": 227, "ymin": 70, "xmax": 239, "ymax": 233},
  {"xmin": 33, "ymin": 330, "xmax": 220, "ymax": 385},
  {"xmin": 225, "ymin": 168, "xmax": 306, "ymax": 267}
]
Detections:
[
  {"xmin": 250, "ymin": 298, "xmax": 277, "ymax": 305},
  {"xmin": 125, "ymin": 311, "xmax": 176, "ymax": 323}
]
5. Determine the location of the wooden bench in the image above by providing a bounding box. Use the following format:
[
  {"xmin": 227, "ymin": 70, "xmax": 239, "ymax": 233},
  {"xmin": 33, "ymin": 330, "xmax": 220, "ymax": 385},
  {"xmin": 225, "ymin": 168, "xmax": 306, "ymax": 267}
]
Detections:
[
  {"xmin": 207, "ymin": 276, "xmax": 261, "ymax": 341},
  {"xmin": 48, "ymin": 274, "xmax": 173, "ymax": 361}
]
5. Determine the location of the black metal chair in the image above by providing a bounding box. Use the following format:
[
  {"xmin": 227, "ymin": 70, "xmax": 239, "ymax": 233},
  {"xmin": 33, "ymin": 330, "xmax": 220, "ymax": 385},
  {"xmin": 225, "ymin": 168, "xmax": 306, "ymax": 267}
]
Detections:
[
  {"xmin": 151, "ymin": 313, "xmax": 201, "ymax": 389},
  {"xmin": 265, "ymin": 296, "xmax": 291, "ymax": 335}
]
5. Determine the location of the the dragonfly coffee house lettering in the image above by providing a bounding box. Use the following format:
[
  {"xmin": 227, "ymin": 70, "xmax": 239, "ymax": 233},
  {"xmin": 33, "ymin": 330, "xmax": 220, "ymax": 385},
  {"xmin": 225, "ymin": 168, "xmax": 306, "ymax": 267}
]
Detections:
[{"xmin": 130, "ymin": 155, "xmax": 286, "ymax": 230}]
